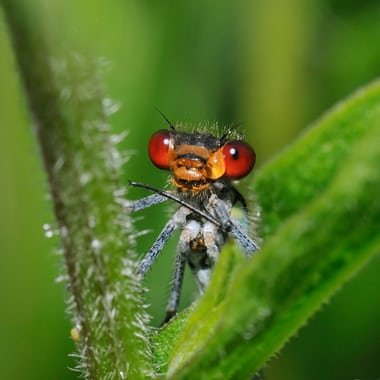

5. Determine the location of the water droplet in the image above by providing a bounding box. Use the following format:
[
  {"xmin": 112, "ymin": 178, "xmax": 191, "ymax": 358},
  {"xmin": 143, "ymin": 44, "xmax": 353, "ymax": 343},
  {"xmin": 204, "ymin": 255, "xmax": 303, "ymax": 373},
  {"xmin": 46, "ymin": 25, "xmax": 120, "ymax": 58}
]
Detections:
[
  {"xmin": 43, "ymin": 223, "xmax": 54, "ymax": 238},
  {"xmin": 91, "ymin": 238, "xmax": 102, "ymax": 252}
]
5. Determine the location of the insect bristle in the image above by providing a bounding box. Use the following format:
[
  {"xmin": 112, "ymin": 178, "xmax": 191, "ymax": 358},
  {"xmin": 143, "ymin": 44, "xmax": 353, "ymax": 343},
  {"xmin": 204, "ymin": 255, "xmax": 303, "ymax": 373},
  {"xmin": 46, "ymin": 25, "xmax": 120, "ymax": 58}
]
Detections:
[{"xmin": 172, "ymin": 121, "xmax": 244, "ymax": 141}]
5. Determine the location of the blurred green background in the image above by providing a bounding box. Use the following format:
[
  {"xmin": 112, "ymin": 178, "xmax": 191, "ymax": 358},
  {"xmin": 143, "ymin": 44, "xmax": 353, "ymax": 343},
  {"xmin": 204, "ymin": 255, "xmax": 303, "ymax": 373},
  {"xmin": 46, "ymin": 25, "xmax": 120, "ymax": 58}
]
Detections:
[{"xmin": 1, "ymin": 0, "xmax": 380, "ymax": 379}]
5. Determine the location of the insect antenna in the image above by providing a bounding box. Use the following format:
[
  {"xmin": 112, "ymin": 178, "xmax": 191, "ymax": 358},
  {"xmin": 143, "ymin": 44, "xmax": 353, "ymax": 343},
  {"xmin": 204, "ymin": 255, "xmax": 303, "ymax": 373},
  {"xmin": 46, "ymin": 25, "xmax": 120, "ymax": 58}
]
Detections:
[
  {"xmin": 128, "ymin": 180, "xmax": 227, "ymax": 231},
  {"xmin": 154, "ymin": 107, "xmax": 176, "ymax": 131}
]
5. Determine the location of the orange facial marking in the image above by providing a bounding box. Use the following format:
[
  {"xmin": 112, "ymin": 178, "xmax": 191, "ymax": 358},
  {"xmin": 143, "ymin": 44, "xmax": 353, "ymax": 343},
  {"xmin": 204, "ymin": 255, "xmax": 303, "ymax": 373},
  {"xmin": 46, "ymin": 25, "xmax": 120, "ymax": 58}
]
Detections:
[
  {"xmin": 174, "ymin": 164, "xmax": 205, "ymax": 182},
  {"xmin": 169, "ymin": 143, "xmax": 224, "ymax": 192},
  {"xmin": 206, "ymin": 148, "xmax": 225, "ymax": 180}
]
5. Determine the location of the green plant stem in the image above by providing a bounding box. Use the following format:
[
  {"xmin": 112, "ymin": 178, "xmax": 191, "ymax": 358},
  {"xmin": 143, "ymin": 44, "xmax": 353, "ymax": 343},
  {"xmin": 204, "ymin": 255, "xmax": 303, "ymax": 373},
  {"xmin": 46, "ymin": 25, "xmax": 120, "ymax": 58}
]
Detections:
[{"xmin": 1, "ymin": 1, "xmax": 152, "ymax": 379}]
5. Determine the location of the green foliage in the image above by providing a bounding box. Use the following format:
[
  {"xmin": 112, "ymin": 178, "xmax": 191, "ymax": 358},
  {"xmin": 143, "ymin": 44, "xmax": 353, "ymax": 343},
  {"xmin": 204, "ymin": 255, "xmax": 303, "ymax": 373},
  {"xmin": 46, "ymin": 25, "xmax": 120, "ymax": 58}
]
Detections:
[
  {"xmin": 153, "ymin": 81, "xmax": 380, "ymax": 379},
  {"xmin": 1, "ymin": 0, "xmax": 380, "ymax": 379}
]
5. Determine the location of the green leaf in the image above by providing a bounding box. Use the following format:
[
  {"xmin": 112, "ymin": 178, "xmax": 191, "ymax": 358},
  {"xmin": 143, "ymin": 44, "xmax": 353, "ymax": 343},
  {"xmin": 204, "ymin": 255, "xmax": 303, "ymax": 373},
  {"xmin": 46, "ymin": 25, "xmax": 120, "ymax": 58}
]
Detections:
[{"xmin": 154, "ymin": 80, "xmax": 380, "ymax": 378}]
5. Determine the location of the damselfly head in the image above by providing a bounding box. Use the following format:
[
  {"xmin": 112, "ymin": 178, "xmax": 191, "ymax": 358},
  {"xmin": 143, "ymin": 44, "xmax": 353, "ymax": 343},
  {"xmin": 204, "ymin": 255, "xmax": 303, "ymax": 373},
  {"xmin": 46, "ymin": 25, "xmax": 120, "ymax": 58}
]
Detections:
[{"xmin": 148, "ymin": 127, "xmax": 256, "ymax": 193}]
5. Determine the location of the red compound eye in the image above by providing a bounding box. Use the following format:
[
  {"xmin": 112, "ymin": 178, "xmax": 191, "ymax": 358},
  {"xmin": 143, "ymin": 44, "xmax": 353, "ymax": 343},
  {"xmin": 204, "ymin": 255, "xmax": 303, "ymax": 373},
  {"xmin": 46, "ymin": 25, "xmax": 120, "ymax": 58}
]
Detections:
[
  {"xmin": 148, "ymin": 129, "xmax": 172, "ymax": 169},
  {"xmin": 222, "ymin": 140, "xmax": 256, "ymax": 179}
]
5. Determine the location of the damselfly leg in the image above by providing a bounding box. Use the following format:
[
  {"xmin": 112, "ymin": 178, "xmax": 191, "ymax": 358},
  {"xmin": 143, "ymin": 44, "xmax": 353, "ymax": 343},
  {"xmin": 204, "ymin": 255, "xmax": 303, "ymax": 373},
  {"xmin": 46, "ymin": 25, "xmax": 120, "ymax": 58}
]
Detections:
[{"xmin": 127, "ymin": 181, "xmax": 259, "ymax": 322}]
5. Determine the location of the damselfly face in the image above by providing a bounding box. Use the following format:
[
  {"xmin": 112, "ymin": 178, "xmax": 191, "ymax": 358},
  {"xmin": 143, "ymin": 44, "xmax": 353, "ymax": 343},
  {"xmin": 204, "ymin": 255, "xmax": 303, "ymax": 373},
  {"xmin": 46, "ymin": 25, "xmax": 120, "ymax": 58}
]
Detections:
[
  {"xmin": 128, "ymin": 120, "xmax": 259, "ymax": 324},
  {"xmin": 148, "ymin": 129, "xmax": 256, "ymax": 192}
]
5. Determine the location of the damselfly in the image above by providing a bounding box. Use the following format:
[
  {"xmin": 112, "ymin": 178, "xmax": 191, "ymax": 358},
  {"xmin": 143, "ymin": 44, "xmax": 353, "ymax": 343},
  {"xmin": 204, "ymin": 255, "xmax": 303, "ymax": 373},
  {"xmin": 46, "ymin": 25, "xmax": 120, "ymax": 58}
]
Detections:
[{"xmin": 127, "ymin": 115, "xmax": 259, "ymax": 323}]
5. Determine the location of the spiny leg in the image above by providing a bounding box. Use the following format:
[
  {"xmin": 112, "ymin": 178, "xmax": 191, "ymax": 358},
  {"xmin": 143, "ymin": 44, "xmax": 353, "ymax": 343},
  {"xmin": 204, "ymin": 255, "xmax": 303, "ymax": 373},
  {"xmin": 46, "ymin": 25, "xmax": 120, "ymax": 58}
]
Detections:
[
  {"xmin": 230, "ymin": 223, "xmax": 259, "ymax": 256},
  {"xmin": 137, "ymin": 220, "xmax": 177, "ymax": 276},
  {"xmin": 207, "ymin": 193, "xmax": 259, "ymax": 256},
  {"xmin": 162, "ymin": 249, "xmax": 186, "ymax": 325},
  {"xmin": 207, "ymin": 193, "xmax": 234, "ymax": 232},
  {"xmin": 163, "ymin": 220, "xmax": 201, "ymax": 324},
  {"xmin": 124, "ymin": 193, "xmax": 168, "ymax": 213}
]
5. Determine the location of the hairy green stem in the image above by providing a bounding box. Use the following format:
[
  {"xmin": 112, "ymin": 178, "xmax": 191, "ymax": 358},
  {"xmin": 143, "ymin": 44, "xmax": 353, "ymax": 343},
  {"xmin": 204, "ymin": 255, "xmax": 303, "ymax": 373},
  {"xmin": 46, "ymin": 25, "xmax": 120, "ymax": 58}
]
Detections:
[{"xmin": 1, "ymin": 1, "xmax": 152, "ymax": 378}]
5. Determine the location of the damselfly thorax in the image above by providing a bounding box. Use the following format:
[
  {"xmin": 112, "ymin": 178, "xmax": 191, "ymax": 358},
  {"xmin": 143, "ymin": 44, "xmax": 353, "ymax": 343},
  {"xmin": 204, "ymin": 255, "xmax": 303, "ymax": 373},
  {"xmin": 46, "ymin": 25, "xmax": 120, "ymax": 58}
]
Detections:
[{"xmin": 127, "ymin": 116, "xmax": 259, "ymax": 324}]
